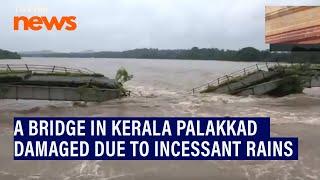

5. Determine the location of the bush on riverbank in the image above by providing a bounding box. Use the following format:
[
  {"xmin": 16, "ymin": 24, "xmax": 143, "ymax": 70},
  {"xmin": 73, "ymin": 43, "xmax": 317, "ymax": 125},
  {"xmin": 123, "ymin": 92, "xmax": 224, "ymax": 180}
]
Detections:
[{"xmin": 0, "ymin": 49, "xmax": 21, "ymax": 59}]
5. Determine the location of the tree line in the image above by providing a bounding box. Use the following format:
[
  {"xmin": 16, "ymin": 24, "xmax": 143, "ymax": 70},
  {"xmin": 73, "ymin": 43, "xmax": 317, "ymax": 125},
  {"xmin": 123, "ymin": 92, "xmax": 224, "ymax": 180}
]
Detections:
[
  {"xmin": 0, "ymin": 49, "xmax": 21, "ymax": 59},
  {"xmin": 21, "ymin": 47, "xmax": 320, "ymax": 63}
]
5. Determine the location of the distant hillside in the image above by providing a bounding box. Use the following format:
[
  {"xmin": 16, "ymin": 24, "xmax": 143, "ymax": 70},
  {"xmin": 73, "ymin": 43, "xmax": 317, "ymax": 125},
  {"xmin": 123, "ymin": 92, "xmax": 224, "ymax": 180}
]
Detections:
[
  {"xmin": 20, "ymin": 47, "xmax": 320, "ymax": 63},
  {"xmin": 19, "ymin": 50, "xmax": 56, "ymax": 55},
  {"xmin": 0, "ymin": 49, "xmax": 21, "ymax": 59}
]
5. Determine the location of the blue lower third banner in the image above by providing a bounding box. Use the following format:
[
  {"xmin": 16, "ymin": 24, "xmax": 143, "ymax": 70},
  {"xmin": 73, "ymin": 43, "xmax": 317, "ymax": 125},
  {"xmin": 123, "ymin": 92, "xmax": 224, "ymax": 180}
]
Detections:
[{"xmin": 13, "ymin": 117, "xmax": 298, "ymax": 160}]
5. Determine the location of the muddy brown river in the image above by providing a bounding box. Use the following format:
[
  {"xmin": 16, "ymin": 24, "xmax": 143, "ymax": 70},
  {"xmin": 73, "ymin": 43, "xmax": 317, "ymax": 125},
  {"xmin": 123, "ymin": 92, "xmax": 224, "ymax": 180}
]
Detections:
[{"xmin": 0, "ymin": 58, "xmax": 319, "ymax": 180}]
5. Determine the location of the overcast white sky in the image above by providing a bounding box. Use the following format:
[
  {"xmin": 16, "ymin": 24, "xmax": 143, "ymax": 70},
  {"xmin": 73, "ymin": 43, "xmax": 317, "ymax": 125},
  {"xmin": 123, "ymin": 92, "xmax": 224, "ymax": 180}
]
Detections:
[{"xmin": 0, "ymin": 0, "xmax": 319, "ymax": 52}]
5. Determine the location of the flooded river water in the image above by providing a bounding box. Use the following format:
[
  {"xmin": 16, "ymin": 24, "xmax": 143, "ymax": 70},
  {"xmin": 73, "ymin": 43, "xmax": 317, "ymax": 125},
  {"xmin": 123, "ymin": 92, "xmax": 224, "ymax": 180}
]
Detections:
[{"xmin": 0, "ymin": 58, "xmax": 319, "ymax": 180}]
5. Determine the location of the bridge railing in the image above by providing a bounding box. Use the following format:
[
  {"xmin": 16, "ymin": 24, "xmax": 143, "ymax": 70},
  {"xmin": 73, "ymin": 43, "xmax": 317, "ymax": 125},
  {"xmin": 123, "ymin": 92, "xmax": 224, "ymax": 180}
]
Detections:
[
  {"xmin": 0, "ymin": 64, "xmax": 95, "ymax": 75},
  {"xmin": 191, "ymin": 62, "xmax": 278, "ymax": 94}
]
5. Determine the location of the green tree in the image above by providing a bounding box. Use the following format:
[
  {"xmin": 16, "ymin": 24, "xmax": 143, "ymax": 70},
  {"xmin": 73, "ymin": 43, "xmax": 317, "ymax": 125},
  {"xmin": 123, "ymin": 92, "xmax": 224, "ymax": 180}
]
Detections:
[
  {"xmin": 115, "ymin": 67, "xmax": 133, "ymax": 84},
  {"xmin": 237, "ymin": 47, "xmax": 261, "ymax": 61},
  {"xmin": 0, "ymin": 49, "xmax": 21, "ymax": 59}
]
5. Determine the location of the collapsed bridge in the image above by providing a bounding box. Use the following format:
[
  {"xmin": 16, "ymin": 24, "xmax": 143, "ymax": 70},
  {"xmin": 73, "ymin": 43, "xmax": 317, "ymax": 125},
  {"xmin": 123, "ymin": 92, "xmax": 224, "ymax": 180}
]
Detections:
[
  {"xmin": 0, "ymin": 64, "xmax": 126, "ymax": 102},
  {"xmin": 192, "ymin": 63, "xmax": 320, "ymax": 96}
]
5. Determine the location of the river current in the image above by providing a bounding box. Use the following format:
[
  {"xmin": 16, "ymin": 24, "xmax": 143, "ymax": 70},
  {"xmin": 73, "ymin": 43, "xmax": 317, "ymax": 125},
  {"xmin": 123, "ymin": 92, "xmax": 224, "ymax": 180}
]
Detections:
[{"xmin": 0, "ymin": 58, "xmax": 319, "ymax": 180}]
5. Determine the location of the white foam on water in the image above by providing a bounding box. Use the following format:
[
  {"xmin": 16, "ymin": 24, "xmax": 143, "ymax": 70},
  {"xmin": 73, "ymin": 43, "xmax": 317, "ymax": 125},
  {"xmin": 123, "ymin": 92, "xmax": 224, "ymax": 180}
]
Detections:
[
  {"xmin": 240, "ymin": 161, "xmax": 300, "ymax": 180},
  {"xmin": 128, "ymin": 85, "xmax": 178, "ymax": 98},
  {"xmin": 62, "ymin": 160, "xmax": 103, "ymax": 179}
]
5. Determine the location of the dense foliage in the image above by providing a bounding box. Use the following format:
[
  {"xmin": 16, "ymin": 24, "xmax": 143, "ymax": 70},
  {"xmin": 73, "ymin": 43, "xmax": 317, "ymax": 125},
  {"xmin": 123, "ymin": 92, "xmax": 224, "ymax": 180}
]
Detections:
[
  {"xmin": 115, "ymin": 67, "xmax": 133, "ymax": 84},
  {"xmin": 21, "ymin": 47, "xmax": 320, "ymax": 63},
  {"xmin": 0, "ymin": 49, "xmax": 21, "ymax": 59}
]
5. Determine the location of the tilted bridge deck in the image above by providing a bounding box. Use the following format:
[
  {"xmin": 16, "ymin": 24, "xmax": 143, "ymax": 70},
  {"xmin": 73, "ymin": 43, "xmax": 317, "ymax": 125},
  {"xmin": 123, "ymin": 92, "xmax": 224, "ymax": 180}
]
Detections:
[
  {"xmin": 192, "ymin": 63, "xmax": 277, "ymax": 94},
  {"xmin": 192, "ymin": 62, "xmax": 320, "ymax": 96}
]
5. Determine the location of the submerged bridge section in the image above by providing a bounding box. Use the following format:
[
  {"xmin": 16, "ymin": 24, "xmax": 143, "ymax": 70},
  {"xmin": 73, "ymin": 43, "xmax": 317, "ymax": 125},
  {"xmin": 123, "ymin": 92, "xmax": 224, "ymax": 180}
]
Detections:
[
  {"xmin": 192, "ymin": 63, "xmax": 320, "ymax": 96},
  {"xmin": 0, "ymin": 64, "xmax": 124, "ymax": 102}
]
